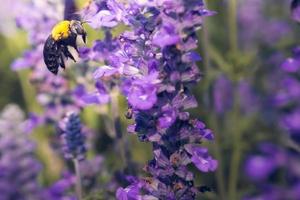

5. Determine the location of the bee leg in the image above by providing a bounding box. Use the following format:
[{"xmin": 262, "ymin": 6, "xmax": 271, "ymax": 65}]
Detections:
[
  {"xmin": 59, "ymin": 52, "xmax": 65, "ymax": 69},
  {"xmin": 62, "ymin": 45, "xmax": 76, "ymax": 62},
  {"xmin": 82, "ymin": 32, "xmax": 87, "ymax": 44},
  {"xmin": 72, "ymin": 43, "xmax": 79, "ymax": 53}
]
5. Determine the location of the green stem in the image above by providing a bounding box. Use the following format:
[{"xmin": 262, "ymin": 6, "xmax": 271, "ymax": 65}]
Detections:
[
  {"xmin": 73, "ymin": 159, "xmax": 83, "ymax": 200},
  {"xmin": 207, "ymin": 44, "xmax": 231, "ymax": 73},
  {"xmin": 201, "ymin": 4, "xmax": 226, "ymax": 198},
  {"xmin": 209, "ymin": 115, "xmax": 226, "ymax": 200},
  {"xmin": 228, "ymin": 0, "xmax": 238, "ymax": 55},
  {"xmin": 111, "ymin": 87, "xmax": 133, "ymax": 172},
  {"xmin": 228, "ymin": 89, "xmax": 241, "ymax": 200}
]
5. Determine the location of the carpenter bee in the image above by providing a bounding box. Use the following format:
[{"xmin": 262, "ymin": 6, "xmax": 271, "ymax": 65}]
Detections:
[{"xmin": 43, "ymin": 20, "xmax": 87, "ymax": 75}]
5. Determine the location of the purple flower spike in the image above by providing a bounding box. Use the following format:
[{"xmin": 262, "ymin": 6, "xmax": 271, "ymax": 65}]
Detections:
[
  {"xmin": 61, "ymin": 112, "xmax": 86, "ymax": 161},
  {"xmin": 213, "ymin": 75, "xmax": 233, "ymax": 114}
]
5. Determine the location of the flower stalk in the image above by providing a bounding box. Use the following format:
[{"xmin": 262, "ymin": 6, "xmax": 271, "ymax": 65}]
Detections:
[{"xmin": 73, "ymin": 158, "xmax": 83, "ymax": 200}]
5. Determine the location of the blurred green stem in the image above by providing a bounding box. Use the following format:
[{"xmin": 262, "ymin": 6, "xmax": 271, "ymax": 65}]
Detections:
[
  {"xmin": 73, "ymin": 159, "xmax": 83, "ymax": 200},
  {"xmin": 227, "ymin": 0, "xmax": 241, "ymax": 198},
  {"xmin": 201, "ymin": 3, "xmax": 226, "ymax": 198},
  {"xmin": 209, "ymin": 115, "xmax": 226, "ymax": 200},
  {"xmin": 228, "ymin": 0, "xmax": 238, "ymax": 55},
  {"xmin": 111, "ymin": 87, "xmax": 133, "ymax": 172},
  {"xmin": 228, "ymin": 89, "xmax": 241, "ymax": 200},
  {"xmin": 207, "ymin": 44, "xmax": 231, "ymax": 73}
]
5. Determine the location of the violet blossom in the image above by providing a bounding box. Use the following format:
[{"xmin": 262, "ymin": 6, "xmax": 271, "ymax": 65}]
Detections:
[
  {"xmin": 80, "ymin": 0, "xmax": 217, "ymax": 199},
  {"xmin": 0, "ymin": 104, "xmax": 43, "ymax": 200}
]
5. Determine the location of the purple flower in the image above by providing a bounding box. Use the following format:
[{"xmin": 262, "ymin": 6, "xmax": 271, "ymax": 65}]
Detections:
[
  {"xmin": 186, "ymin": 146, "xmax": 218, "ymax": 172},
  {"xmin": 244, "ymin": 156, "xmax": 276, "ymax": 181},
  {"xmin": 60, "ymin": 112, "xmax": 86, "ymax": 161},
  {"xmin": 125, "ymin": 73, "xmax": 160, "ymax": 110},
  {"xmin": 116, "ymin": 183, "xmax": 140, "ymax": 200},
  {"xmin": 238, "ymin": 0, "xmax": 291, "ymax": 48},
  {"xmin": 79, "ymin": 81, "xmax": 110, "ymax": 105},
  {"xmin": 0, "ymin": 105, "xmax": 43, "ymax": 200},
  {"xmin": 280, "ymin": 109, "xmax": 300, "ymax": 134},
  {"xmin": 281, "ymin": 57, "xmax": 300, "ymax": 73},
  {"xmin": 43, "ymin": 171, "xmax": 76, "ymax": 200},
  {"xmin": 213, "ymin": 75, "xmax": 233, "ymax": 114},
  {"xmin": 152, "ymin": 22, "xmax": 180, "ymax": 48},
  {"xmin": 238, "ymin": 80, "xmax": 259, "ymax": 114},
  {"xmin": 292, "ymin": 0, "xmax": 300, "ymax": 22}
]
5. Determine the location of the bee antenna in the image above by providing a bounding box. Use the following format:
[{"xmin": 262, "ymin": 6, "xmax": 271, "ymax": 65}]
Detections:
[{"xmin": 81, "ymin": 20, "xmax": 91, "ymax": 25}]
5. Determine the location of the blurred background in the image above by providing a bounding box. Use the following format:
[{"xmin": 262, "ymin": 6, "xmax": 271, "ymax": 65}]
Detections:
[{"xmin": 0, "ymin": 0, "xmax": 299, "ymax": 199}]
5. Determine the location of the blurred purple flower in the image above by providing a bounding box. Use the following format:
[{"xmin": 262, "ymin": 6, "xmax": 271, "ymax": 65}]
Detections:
[
  {"xmin": 0, "ymin": 105, "xmax": 43, "ymax": 200},
  {"xmin": 213, "ymin": 75, "xmax": 233, "ymax": 114},
  {"xmin": 43, "ymin": 171, "xmax": 76, "ymax": 200},
  {"xmin": 238, "ymin": 0, "xmax": 291, "ymax": 48},
  {"xmin": 292, "ymin": 0, "xmax": 300, "ymax": 22},
  {"xmin": 60, "ymin": 112, "xmax": 86, "ymax": 161},
  {"xmin": 244, "ymin": 155, "xmax": 276, "ymax": 181},
  {"xmin": 116, "ymin": 183, "xmax": 140, "ymax": 200}
]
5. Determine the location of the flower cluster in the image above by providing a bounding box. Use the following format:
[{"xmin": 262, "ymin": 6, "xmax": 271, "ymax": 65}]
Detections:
[
  {"xmin": 0, "ymin": 104, "xmax": 43, "ymax": 200},
  {"xmin": 238, "ymin": 0, "xmax": 291, "ymax": 49},
  {"xmin": 273, "ymin": 47, "xmax": 300, "ymax": 143},
  {"xmin": 244, "ymin": 2, "xmax": 300, "ymax": 199},
  {"xmin": 244, "ymin": 143, "xmax": 300, "ymax": 200},
  {"xmin": 10, "ymin": 0, "xmax": 219, "ymax": 198},
  {"xmin": 212, "ymin": 74, "xmax": 259, "ymax": 115},
  {"xmin": 60, "ymin": 112, "xmax": 86, "ymax": 161},
  {"xmin": 11, "ymin": 0, "xmax": 110, "ymax": 128},
  {"xmin": 79, "ymin": 0, "xmax": 217, "ymax": 199}
]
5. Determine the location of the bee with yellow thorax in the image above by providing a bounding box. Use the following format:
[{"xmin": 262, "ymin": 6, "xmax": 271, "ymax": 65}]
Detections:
[{"xmin": 43, "ymin": 20, "xmax": 87, "ymax": 75}]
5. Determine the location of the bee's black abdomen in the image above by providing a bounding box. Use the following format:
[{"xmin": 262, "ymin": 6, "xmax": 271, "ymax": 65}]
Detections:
[{"xmin": 43, "ymin": 35, "xmax": 61, "ymax": 75}]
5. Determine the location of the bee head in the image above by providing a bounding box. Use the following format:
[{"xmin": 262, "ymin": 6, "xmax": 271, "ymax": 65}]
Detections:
[{"xmin": 70, "ymin": 20, "xmax": 87, "ymax": 43}]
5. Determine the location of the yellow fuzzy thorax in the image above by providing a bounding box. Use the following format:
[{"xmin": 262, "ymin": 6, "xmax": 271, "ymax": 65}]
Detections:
[{"xmin": 51, "ymin": 20, "xmax": 71, "ymax": 41}]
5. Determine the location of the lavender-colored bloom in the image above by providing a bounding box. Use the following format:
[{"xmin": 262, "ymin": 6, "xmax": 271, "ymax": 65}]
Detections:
[
  {"xmin": 238, "ymin": 0, "xmax": 291, "ymax": 48},
  {"xmin": 79, "ymin": 156, "xmax": 104, "ymax": 191},
  {"xmin": 292, "ymin": 0, "xmax": 300, "ymax": 22},
  {"xmin": 116, "ymin": 183, "xmax": 140, "ymax": 200},
  {"xmin": 78, "ymin": 81, "xmax": 111, "ymax": 105},
  {"xmin": 60, "ymin": 112, "xmax": 86, "ymax": 161},
  {"xmin": 13, "ymin": 0, "xmax": 218, "ymax": 199},
  {"xmin": 244, "ymin": 143, "xmax": 300, "ymax": 200},
  {"xmin": 244, "ymin": 155, "xmax": 276, "ymax": 181},
  {"xmin": 80, "ymin": 1, "xmax": 218, "ymax": 198},
  {"xmin": 0, "ymin": 105, "xmax": 43, "ymax": 200},
  {"xmin": 152, "ymin": 22, "xmax": 180, "ymax": 48},
  {"xmin": 213, "ymin": 75, "xmax": 233, "ymax": 114},
  {"xmin": 43, "ymin": 171, "xmax": 76, "ymax": 200},
  {"xmin": 238, "ymin": 80, "xmax": 259, "ymax": 114},
  {"xmin": 281, "ymin": 57, "xmax": 300, "ymax": 73},
  {"xmin": 186, "ymin": 146, "xmax": 218, "ymax": 173},
  {"xmin": 126, "ymin": 73, "xmax": 160, "ymax": 110}
]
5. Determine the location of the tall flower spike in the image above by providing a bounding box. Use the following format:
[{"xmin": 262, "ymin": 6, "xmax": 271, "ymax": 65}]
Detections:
[
  {"xmin": 82, "ymin": 1, "xmax": 217, "ymax": 199},
  {"xmin": 61, "ymin": 112, "xmax": 86, "ymax": 161},
  {"xmin": 0, "ymin": 105, "xmax": 43, "ymax": 200}
]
